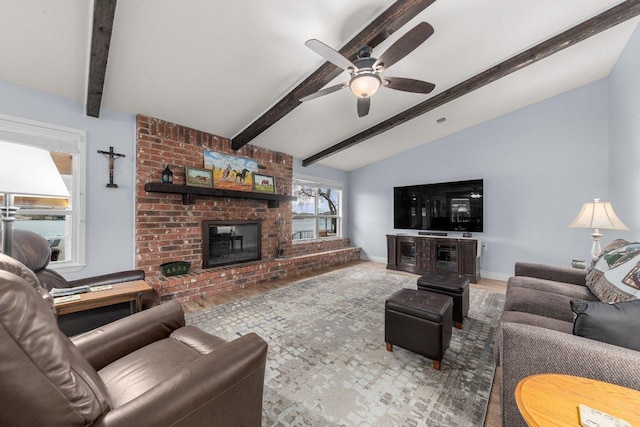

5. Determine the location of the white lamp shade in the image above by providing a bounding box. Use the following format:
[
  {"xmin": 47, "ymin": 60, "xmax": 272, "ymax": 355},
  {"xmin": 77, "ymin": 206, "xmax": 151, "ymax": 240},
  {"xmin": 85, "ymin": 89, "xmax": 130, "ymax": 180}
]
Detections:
[
  {"xmin": 349, "ymin": 73, "xmax": 381, "ymax": 98},
  {"xmin": 0, "ymin": 140, "xmax": 70, "ymax": 197},
  {"xmin": 568, "ymin": 198, "xmax": 629, "ymax": 230}
]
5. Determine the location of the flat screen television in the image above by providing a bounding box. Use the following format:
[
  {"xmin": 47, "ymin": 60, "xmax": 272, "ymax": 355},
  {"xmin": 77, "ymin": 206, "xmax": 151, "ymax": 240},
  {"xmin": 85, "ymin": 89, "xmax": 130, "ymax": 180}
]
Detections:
[{"xmin": 394, "ymin": 179, "xmax": 483, "ymax": 232}]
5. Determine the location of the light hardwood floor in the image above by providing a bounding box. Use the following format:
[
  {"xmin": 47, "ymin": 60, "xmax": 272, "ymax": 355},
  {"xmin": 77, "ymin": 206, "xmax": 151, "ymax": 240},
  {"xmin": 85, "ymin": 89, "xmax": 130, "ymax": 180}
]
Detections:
[{"xmin": 183, "ymin": 260, "xmax": 507, "ymax": 427}]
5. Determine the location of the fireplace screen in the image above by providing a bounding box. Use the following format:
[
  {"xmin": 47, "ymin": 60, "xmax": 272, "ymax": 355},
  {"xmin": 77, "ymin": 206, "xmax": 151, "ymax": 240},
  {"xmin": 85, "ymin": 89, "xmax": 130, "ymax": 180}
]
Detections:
[{"xmin": 202, "ymin": 221, "xmax": 261, "ymax": 269}]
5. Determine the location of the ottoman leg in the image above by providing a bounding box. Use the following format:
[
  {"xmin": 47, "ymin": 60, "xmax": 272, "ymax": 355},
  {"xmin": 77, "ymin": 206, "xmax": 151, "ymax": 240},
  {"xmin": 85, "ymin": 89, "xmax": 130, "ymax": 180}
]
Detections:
[
  {"xmin": 386, "ymin": 342, "xmax": 393, "ymax": 352},
  {"xmin": 433, "ymin": 360, "xmax": 441, "ymax": 370}
]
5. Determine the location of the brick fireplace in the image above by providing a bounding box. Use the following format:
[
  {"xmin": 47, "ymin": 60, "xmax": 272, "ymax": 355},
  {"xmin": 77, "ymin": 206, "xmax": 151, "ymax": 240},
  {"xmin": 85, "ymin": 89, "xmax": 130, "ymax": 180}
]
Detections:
[{"xmin": 135, "ymin": 115, "xmax": 360, "ymax": 302}]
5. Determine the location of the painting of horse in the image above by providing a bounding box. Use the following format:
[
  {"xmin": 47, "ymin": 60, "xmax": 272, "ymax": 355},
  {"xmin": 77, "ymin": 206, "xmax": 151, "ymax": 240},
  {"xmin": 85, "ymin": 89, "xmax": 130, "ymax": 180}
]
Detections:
[
  {"xmin": 203, "ymin": 150, "xmax": 258, "ymax": 192},
  {"xmin": 234, "ymin": 168, "xmax": 250, "ymax": 183},
  {"xmin": 185, "ymin": 166, "xmax": 213, "ymax": 188},
  {"xmin": 253, "ymin": 173, "xmax": 275, "ymax": 193}
]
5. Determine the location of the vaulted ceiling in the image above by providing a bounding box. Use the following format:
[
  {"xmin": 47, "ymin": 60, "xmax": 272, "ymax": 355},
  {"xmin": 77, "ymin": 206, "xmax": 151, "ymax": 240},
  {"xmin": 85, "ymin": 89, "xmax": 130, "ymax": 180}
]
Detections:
[{"xmin": 1, "ymin": 1, "xmax": 638, "ymax": 171}]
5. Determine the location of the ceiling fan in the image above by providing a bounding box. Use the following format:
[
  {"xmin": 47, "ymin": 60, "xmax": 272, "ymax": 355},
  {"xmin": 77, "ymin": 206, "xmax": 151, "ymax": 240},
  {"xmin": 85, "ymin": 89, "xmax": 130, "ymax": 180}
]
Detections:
[{"xmin": 300, "ymin": 22, "xmax": 436, "ymax": 117}]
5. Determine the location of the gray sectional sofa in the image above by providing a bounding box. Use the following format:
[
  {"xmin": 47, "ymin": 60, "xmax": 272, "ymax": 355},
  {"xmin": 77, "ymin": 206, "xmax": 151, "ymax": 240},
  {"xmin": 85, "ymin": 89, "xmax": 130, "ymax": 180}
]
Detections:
[{"xmin": 497, "ymin": 255, "xmax": 640, "ymax": 426}]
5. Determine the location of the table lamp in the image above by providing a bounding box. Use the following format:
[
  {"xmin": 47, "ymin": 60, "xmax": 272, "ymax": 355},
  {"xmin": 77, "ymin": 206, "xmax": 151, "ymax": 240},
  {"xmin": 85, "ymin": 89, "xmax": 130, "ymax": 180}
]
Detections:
[
  {"xmin": 0, "ymin": 141, "xmax": 70, "ymax": 257},
  {"xmin": 568, "ymin": 197, "xmax": 629, "ymax": 260}
]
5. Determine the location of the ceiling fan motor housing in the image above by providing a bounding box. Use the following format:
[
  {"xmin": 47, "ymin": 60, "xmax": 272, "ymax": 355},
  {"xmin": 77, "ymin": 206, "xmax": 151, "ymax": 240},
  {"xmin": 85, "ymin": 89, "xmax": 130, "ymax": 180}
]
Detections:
[{"xmin": 352, "ymin": 56, "xmax": 377, "ymax": 70}]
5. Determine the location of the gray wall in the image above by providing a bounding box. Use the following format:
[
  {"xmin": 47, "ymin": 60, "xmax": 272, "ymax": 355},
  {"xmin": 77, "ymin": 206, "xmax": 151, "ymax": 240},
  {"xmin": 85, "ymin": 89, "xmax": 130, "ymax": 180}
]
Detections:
[
  {"xmin": 0, "ymin": 80, "xmax": 136, "ymax": 279},
  {"xmin": 609, "ymin": 23, "xmax": 640, "ymax": 238},
  {"xmin": 348, "ymin": 79, "xmax": 617, "ymax": 279}
]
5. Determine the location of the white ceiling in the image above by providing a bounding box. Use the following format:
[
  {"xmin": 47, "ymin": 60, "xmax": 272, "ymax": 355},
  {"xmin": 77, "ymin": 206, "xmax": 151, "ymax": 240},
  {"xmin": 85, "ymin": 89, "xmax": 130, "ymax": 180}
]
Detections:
[{"xmin": 0, "ymin": 1, "xmax": 638, "ymax": 171}]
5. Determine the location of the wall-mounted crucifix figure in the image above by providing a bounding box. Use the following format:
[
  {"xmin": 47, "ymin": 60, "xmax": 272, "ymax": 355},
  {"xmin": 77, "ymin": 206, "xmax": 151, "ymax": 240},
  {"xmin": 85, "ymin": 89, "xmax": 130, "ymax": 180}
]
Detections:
[{"xmin": 98, "ymin": 146, "xmax": 125, "ymax": 188}]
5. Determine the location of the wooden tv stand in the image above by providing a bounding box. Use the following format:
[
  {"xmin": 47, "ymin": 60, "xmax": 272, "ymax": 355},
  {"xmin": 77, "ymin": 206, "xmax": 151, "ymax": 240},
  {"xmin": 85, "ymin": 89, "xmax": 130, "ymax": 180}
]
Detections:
[{"xmin": 386, "ymin": 234, "xmax": 481, "ymax": 283}]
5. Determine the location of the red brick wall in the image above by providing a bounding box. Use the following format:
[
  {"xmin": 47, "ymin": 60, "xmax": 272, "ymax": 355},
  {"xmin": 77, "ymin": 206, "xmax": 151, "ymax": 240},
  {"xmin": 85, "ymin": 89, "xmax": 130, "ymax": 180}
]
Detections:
[
  {"xmin": 135, "ymin": 115, "xmax": 359, "ymax": 302},
  {"xmin": 289, "ymin": 238, "xmax": 354, "ymax": 257}
]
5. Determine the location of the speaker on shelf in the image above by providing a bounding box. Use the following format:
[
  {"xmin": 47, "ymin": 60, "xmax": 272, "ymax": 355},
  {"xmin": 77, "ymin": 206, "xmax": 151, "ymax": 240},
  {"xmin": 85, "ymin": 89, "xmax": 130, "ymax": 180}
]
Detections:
[{"xmin": 418, "ymin": 232, "xmax": 448, "ymax": 236}]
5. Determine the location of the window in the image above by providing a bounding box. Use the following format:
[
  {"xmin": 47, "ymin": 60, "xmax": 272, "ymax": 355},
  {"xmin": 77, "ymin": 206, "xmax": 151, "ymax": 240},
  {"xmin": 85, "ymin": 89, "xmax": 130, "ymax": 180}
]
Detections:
[
  {"xmin": 292, "ymin": 176, "xmax": 342, "ymax": 241},
  {"xmin": 0, "ymin": 115, "xmax": 86, "ymax": 272}
]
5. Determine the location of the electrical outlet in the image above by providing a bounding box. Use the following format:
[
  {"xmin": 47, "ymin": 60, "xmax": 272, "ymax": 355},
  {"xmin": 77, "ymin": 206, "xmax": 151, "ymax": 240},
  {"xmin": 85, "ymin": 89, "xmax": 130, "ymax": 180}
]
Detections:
[
  {"xmin": 482, "ymin": 243, "xmax": 488, "ymax": 251},
  {"xmin": 160, "ymin": 294, "xmax": 175, "ymax": 301}
]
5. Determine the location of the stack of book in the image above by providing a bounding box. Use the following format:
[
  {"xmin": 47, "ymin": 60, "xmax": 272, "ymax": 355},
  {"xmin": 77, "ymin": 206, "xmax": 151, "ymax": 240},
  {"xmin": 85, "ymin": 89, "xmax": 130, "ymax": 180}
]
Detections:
[{"xmin": 49, "ymin": 285, "xmax": 91, "ymax": 298}]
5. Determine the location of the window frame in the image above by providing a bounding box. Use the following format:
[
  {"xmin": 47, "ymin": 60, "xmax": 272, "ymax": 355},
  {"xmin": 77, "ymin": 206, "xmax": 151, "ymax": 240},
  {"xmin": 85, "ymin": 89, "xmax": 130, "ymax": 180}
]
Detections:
[
  {"xmin": 0, "ymin": 114, "xmax": 86, "ymax": 273},
  {"xmin": 292, "ymin": 174, "xmax": 343, "ymax": 242}
]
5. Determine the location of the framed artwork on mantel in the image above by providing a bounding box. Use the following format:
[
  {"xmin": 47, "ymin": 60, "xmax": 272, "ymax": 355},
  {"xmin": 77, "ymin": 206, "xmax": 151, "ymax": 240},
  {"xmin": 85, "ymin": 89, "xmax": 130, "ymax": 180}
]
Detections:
[
  {"xmin": 253, "ymin": 173, "xmax": 275, "ymax": 194},
  {"xmin": 185, "ymin": 166, "xmax": 213, "ymax": 188},
  {"xmin": 203, "ymin": 150, "xmax": 258, "ymax": 192}
]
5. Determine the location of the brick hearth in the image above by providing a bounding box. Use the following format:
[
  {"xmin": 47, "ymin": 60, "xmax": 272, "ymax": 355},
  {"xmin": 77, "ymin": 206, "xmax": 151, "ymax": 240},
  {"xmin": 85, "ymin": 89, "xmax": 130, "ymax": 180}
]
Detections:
[{"xmin": 135, "ymin": 115, "xmax": 360, "ymax": 302}]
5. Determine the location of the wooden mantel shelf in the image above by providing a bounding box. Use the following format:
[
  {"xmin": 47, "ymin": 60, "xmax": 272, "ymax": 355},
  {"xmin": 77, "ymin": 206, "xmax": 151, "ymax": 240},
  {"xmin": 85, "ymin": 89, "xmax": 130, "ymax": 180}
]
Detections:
[{"xmin": 144, "ymin": 182, "xmax": 296, "ymax": 208}]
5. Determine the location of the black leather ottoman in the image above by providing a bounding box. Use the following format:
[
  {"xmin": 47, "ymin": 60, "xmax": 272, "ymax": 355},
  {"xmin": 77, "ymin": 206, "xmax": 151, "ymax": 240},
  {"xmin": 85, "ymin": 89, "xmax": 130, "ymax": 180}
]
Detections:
[
  {"xmin": 417, "ymin": 272, "xmax": 470, "ymax": 329},
  {"xmin": 385, "ymin": 289, "xmax": 453, "ymax": 370}
]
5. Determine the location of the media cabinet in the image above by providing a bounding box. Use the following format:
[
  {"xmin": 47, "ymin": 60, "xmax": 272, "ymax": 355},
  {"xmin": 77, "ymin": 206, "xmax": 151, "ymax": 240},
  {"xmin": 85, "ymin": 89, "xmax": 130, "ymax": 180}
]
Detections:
[{"xmin": 386, "ymin": 234, "xmax": 481, "ymax": 283}]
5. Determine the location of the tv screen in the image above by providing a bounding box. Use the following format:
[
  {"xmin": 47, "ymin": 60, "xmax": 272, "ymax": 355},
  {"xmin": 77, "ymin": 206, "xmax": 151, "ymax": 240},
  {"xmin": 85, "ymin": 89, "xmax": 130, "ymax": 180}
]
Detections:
[{"xmin": 394, "ymin": 179, "xmax": 483, "ymax": 232}]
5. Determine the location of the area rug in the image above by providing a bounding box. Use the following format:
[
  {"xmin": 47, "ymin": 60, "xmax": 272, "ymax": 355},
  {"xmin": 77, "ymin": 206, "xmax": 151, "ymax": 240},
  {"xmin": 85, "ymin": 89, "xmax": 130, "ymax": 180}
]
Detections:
[{"xmin": 186, "ymin": 266, "xmax": 505, "ymax": 426}]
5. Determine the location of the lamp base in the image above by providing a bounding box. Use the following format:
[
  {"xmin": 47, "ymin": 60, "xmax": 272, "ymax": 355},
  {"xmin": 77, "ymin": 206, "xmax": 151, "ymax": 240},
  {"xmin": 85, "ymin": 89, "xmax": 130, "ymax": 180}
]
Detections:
[{"xmin": 590, "ymin": 229, "xmax": 603, "ymax": 261}]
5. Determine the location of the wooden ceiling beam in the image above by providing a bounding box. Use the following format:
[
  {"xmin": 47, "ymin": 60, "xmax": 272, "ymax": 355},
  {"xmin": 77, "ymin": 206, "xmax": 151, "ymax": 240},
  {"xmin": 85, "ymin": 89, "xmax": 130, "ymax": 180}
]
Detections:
[
  {"xmin": 86, "ymin": 0, "xmax": 118, "ymax": 118},
  {"xmin": 302, "ymin": 0, "xmax": 640, "ymax": 166},
  {"xmin": 231, "ymin": 0, "xmax": 437, "ymax": 150}
]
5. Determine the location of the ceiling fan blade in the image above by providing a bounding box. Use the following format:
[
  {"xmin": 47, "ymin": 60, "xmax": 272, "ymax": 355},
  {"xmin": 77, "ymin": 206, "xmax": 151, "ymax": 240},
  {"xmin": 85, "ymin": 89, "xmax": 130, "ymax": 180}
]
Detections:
[
  {"xmin": 373, "ymin": 22, "xmax": 434, "ymax": 70},
  {"xmin": 357, "ymin": 97, "xmax": 370, "ymax": 117},
  {"xmin": 300, "ymin": 83, "xmax": 348, "ymax": 102},
  {"xmin": 384, "ymin": 77, "xmax": 435, "ymax": 94},
  {"xmin": 305, "ymin": 39, "xmax": 355, "ymax": 71}
]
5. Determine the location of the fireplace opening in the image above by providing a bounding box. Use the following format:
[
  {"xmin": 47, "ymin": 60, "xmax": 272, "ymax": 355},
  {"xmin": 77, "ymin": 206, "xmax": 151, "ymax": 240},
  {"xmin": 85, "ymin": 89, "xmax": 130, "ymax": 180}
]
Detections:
[{"xmin": 202, "ymin": 220, "xmax": 261, "ymax": 269}]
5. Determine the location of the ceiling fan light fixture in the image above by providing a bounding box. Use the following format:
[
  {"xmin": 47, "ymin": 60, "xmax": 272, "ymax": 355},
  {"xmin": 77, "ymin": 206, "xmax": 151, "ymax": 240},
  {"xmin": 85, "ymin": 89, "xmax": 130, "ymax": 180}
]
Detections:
[{"xmin": 349, "ymin": 72, "xmax": 382, "ymax": 98}]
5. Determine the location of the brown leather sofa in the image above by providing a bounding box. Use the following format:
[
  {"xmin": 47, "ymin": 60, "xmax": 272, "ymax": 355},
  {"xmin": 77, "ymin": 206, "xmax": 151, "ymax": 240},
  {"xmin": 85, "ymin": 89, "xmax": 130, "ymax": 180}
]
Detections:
[{"xmin": 0, "ymin": 253, "xmax": 268, "ymax": 426}]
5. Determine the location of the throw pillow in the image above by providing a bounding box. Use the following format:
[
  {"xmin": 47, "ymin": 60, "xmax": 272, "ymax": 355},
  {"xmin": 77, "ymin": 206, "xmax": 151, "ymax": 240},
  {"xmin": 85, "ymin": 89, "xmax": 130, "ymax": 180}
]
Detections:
[
  {"xmin": 571, "ymin": 299, "xmax": 640, "ymax": 352},
  {"xmin": 585, "ymin": 240, "xmax": 640, "ymax": 302},
  {"xmin": 587, "ymin": 239, "xmax": 628, "ymax": 271}
]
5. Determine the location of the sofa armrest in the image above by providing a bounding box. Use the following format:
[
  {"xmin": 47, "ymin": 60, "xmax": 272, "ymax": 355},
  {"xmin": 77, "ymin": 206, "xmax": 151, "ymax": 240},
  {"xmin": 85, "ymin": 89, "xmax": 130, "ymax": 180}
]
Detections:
[
  {"xmin": 93, "ymin": 332, "xmax": 268, "ymax": 427},
  {"xmin": 500, "ymin": 322, "xmax": 640, "ymax": 427},
  {"xmin": 67, "ymin": 270, "xmax": 145, "ymax": 288},
  {"xmin": 71, "ymin": 300, "xmax": 185, "ymax": 370},
  {"xmin": 514, "ymin": 262, "xmax": 587, "ymax": 286}
]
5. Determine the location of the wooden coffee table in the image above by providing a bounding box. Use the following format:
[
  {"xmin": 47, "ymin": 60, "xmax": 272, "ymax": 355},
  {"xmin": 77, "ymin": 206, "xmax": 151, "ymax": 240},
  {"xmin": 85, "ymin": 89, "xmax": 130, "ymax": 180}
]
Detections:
[
  {"xmin": 515, "ymin": 373, "xmax": 640, "ymax": 426},
  {"xmin": 54, "ymin": 280, "xmax": 153, "ymax": 316}
]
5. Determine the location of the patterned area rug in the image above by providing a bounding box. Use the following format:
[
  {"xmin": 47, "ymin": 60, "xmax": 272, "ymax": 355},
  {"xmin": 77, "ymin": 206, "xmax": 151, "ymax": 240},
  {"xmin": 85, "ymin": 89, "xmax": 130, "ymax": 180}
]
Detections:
[{"xmin": 186, "ymin": 266, "xmax": 505, "ymax": 426}]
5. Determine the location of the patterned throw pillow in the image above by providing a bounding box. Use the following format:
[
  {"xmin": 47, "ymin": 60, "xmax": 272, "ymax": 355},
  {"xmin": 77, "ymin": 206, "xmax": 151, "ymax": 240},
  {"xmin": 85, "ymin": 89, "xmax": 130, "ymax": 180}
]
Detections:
[
  {"xmin": 586, "ymin": 240, "xmax": 640, "ymax": 302},
  {"xmin": 587, "ymin": 239, "xmax": 627, "ymax": 271}
]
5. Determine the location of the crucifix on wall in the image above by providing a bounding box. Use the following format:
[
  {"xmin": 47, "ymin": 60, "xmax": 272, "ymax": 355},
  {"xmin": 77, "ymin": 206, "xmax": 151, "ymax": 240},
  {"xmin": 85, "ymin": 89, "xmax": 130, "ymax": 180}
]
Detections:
[{"xmin": 98, "ymin": 146, "xmax": 125, "ymax": 188}]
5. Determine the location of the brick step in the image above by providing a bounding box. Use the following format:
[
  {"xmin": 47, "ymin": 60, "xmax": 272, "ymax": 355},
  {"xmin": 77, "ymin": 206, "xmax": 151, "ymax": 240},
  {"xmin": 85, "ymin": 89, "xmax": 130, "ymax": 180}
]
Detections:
[{"xmin": 148, "ymin": 246, "xmax": 361, "ymax": 302}]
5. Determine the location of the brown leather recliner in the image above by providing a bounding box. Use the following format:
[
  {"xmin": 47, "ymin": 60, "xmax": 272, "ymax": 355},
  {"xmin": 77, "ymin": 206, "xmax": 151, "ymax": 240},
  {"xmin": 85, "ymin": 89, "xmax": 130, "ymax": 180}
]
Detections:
[
  {"xmin": 0, "ymin": 254, "xmax": 268, "ymax": 426},
  {"xmin": 11, "ymin": 229, "xmax": 159, "ymax": 334},
  {"xmin": 11, "ymin": 229, "xmax": 149, "ymax": 292}
]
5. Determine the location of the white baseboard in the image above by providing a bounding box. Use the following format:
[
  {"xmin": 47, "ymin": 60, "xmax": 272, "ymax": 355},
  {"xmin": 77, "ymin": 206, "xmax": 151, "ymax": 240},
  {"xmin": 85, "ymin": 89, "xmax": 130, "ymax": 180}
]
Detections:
[
  {"xmin": 480, "ymin": 270, "xmax": 510, "ymax": 282},
  {"xmin": 361, "ymin": 254, "xmax": 387, "ymax": 264}
]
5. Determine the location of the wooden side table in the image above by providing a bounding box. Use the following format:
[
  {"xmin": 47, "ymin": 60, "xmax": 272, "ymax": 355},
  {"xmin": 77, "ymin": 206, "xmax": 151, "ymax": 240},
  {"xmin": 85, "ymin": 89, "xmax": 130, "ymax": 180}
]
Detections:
[
  {"xmin": 54, "ymin": 280, "xmax": 152, "ymax": 316},
  {"xmin": 515, "ymin": 374, "xmax": 640, "ymax": 426}
]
